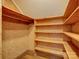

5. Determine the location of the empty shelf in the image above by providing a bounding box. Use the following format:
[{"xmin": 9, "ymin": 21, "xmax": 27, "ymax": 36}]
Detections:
[
  {"xmin": 36, "ymin": 37, "xmax": 63, "ymax": 41},
  {"xmin": 35, "ymin": 23, "xmax": 63, "ymax": 26},
  {"xmin": 64, "ymin": 42, "xmax": 79, "ymax": 59},
  {"xmin": 35, "ymin": 30, "xmax": 63, "ymax": 33},
  {"xmin": 64, "ymin": 6, "xmax": 79, "ymax": 24},
  {"xmin": 63, "ymin": 32, "xmax": 79, "ymax": 43},
  {"xmin": 3, "ymin": 6, "xmax": 34, "ymax": 24},
  {"xmin": 35, "ymin": 39, "xmax": 64, "ymax": 44},
  {"xmin": 18, "ymin": 54, "xmax": 48, "ymax": 59},
  {"xmin": 35, "ymin": 46, "xmax": 65, "ymax": 57},
  {"xmin": 35, "ymin": 16, "xmax": 64, "ymax": 20}
]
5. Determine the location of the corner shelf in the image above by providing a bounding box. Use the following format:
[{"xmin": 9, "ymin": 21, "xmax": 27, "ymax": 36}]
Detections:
[
  {"xmin": 64, "ymin": 6, "xmax": 79, "ymax": 24},
  {"xmin": 64, "ymin": 42, "xmax": 79, "ymax": 59},
  {"xmin": 2, "ymin": 6, "xmax": 34, "ymax": 24},
  {"xmin": 63, "ymin": 32, "xmax": 79, "ymax": 42}
]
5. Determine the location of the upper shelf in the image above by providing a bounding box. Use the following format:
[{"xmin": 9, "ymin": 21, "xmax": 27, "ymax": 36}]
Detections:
[
  {"xmin": 2, "ymin": 6, "xmax": 34, "ymax": 24},
  {"xmin": 35, "ymin": 16, "xmax": 65, "ymax": 20},
  {"xmin": 64, "ymin": 6, "xmax": 79, "ymax": 24},
  {"xmin": 35, "ymin": 23, "xmax": 63, "ymax": 26}
]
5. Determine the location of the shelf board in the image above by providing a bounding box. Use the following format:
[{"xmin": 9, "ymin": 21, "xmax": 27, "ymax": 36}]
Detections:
[
  {"xmin": 63, "ymin": 32, "xmax": 79, "ymax": 43},
  {"xmin": 35, "ymin": 30, "xmax": 63, "ymax": 34},
  {"xmin": 21, "ymin": 55, "xmax": 48, "ymax": 59},
  {"xmin": 2, "ymin": 6, "xmax": 34, "ymax": 24},
  {"xmin": 36, "ymin": 37, "xmax": 63, "ymax": 41},
  {"xmin": 35, "ymin": 46, "xmax": 65, "ymax": 57},
  {"xmin": 35, "ymin": 16, "xmax": 65, "ymax": 20},
  {"xmin": 64, "ymin": 42, "xmax": 79, "ymax": 59},
  {"xmin": 36, "ymin": 45, "xmax": 64, "ymax": 52},
  {"xmin": 35, "ymin": 23, "xmax": 63, "ymax": 26},
  {"xmin": 35, "ymin": 39, "xmax": 64, "ymax": 44},
  {"xmin": 64, "ymin": 6, "xmax": 79, "ymax": 24}
]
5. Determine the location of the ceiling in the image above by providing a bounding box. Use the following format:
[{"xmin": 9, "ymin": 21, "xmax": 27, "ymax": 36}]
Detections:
[{"xmin": 12, "ymin": 0, "xmax": 69, "ymax": 19}]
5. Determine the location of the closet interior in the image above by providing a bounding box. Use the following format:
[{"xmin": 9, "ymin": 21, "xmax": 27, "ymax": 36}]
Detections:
[{"xmin": 2, "ymin": 0, "xmax": 79, "ymax": 59}]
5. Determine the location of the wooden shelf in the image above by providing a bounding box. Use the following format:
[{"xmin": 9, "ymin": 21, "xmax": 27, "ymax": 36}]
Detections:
[
  {"xmin": 64, "ymin": 0, "xmax": 78, "ymax": 17},
  {"xmin": 63, "ymin": 32, "xmax": 79, "ymax": 43},
  {"xmin": 20, "ymin": 55, "xmax": 48, "ymax": 59},
  {"xmin": 35, "ymin": 16, "xmax": 65, "ymax": 20},
  {"xmin": 2, "ymin": 6, "xmax": 34, "ymax": 24},
  {"xmin": 35, "ymin": 39, "xmax": 64, "ymax": 44},
  {"xmin": 35, "ymin": 30, "xmax": 63, "ymax": 34},
  {"xmin": 35, "ymin": 46, "xmax": 65, "ymax": 57},
  {"xmin": 34, "ymin": 17, "xmax": 64, "ymax": 26},
  {"xmin": 36, "ymin": 37, "xmax": 63, "ymax": 41},
  {"xmin": 64, "ymin": 6, "xmax": 79, "ymax": 24},
  {"xmin": 35, "ymin": 23, "xmax": 63, "ymax": 26},
  {"xmin": 64, "ymin": 42, "xmax": 79, "ymax": 59}
]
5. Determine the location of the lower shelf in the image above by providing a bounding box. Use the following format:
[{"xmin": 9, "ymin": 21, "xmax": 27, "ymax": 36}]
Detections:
[
  {"xmin": 64, "ymin": 42, "xmax": 79, "ymax": 59},
  {"xmin": 35, "ymin": 46, "xmax": 65, "ymax": 57},
  {"xmin": 21, "ymin": 55, "xmax": 48, "ymax": 59}
]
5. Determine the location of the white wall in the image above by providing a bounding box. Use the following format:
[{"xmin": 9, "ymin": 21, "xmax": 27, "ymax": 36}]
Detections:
[{"xmin": 13, "ymin": 0, "xmax": 69, "ymax": 19}]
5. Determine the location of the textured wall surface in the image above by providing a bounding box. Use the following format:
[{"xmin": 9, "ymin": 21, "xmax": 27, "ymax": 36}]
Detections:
[
  {"xmin": 3, "ymin": 21, "xmax": 28, "ymax": 59},
  {"xmin": 2, "ymin": 0, "xmax": 35, "ymax": 59},
  {"xmin": 3, "ymin": 21, "xmax": 35, "ymax": 59}
]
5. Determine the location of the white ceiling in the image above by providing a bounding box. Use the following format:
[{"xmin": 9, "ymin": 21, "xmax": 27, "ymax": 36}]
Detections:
[{"xmin": 12, "ymin": 0, "xmax": 69, "ymax": 19}]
